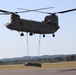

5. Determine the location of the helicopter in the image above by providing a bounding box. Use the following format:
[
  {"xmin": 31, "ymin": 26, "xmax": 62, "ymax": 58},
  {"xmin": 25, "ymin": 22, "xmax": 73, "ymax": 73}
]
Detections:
[{"xmin": 0, "ymin": 7, "xmax": 76, "ymax": 37}]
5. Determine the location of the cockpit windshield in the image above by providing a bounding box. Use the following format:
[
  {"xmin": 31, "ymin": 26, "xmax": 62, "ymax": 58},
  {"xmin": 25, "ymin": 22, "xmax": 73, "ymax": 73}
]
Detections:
[{"xmin": 8, "ymin": 19, "xmax": 12, "ymax": 24}]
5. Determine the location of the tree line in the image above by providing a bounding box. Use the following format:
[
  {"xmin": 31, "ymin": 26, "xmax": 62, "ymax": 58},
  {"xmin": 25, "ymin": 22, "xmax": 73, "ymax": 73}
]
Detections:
[{"xmin": 0, "ymin": 55, "xmax": 76, "ymax": 65}]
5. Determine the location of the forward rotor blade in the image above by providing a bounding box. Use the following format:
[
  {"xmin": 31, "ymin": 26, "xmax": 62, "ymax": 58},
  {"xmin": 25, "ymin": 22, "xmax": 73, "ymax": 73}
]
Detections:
[
  {"xmin": 33, "ymin": 7, "xmax": 54, "ymax": 10},
  {"xmin": 17, "ymin": 7, "xmax": 54, "ymax": 13},
  {"xmin": 18, "ymin": 7, "xmax": 54, "ymax": 11},
  {"xmin": 15, "ymin": 9, "xmax": 31, "ymax": 13},
  {"xmin": 17, "ymin": 9, "xmax": 52, "ymax": 14},
  {"xmin": 0, "ymin": 13, "xmax": 10, "ymax": 15},
  {"xmin": 0, "ymin": 9, "xmax": 11, "ymax": 14},
  {"xmin": 56, "ymin": 8, "xmax": 76, "ymax": 14}
]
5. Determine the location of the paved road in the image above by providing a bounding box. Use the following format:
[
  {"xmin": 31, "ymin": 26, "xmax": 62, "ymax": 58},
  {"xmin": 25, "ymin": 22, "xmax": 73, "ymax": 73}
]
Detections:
[{"xmin": 0, "ymin": 68, "xmax": 76, "ymax": 75}]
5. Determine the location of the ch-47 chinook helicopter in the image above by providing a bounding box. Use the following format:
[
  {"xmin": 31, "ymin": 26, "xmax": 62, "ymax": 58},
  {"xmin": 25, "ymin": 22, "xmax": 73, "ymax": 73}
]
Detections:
[{"xmin": 0, "ymin": 7, "xmax": 76, "ymax": 37}]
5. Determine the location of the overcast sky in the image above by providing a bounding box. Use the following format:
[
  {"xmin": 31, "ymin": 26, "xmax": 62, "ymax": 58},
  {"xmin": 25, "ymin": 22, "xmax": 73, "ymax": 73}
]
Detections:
[{"xmin": 0, "ymin": 0, "xmax": 76, "ymax": 59}]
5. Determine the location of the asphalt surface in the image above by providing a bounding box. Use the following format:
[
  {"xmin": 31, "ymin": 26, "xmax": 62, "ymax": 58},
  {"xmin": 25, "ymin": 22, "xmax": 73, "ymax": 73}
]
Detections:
[{"xmin": 0, "ymin": 68, "xmax": 76, "ymax": 75}]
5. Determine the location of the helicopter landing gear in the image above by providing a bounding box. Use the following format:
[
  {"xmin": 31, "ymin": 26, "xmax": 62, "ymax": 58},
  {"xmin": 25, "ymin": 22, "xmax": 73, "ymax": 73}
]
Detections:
[
  {"xmin": 29, "ymin": 32, "xmax": 33, "ymax": 36},
  {"xmin": 20, "ymin": 32, "xmax": 24, "ymax": 36},
  {"xmin": 43, "ymin": 34, "xmax": 45, "ymax": 37},
  {"xmin": 52, "ymin": 33, "xmax": 55, "ymax": 37}
]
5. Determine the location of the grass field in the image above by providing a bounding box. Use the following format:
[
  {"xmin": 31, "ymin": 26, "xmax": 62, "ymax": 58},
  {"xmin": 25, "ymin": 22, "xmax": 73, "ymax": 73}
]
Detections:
[
  {"xmin": 0, "ymin": 61, "xmax": 76, "ymax": 70},
  {"xmin": 42, "ymin": 61, "xmax": 76, "ymax": 68}
]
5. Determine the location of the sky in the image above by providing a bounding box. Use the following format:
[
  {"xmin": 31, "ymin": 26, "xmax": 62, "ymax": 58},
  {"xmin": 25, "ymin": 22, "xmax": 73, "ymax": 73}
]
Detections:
[{"xmin": 0, "ymin": 0, "xmax": 76, "ymax": 59}]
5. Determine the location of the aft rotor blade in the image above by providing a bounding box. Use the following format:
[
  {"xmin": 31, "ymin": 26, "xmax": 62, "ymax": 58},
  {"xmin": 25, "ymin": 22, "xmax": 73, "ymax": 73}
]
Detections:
[
  {"xmin": 56, "ymin": 8, "xmax": 76, "ymax": 14},
  {"xmin": 17, "ymin": 7, "xmax": 54, "ymax": 13},
  {"xmin": 30, "ymin": 11, "xmax": 52, "ymax": 14},
  {"xmin": 17, "ymin": 9, "xmax": 52, "ymax": 14},
  {"xmin": 33, "ymin": 8, "xmax": 76, "ymax": 14},
  {"xmin": 18, "ymin": 7, "xmax": 54, "ymax": 11}
]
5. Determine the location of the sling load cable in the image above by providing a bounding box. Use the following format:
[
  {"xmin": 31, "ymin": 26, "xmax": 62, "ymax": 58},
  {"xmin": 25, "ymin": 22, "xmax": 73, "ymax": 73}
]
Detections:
[
  {"xmin": 37, "ymin": 34, "xmax": 41, "ymax": 57},
  {"xmin": 26, "ymin": 33, "xmax": 30, "ymax": 61}
]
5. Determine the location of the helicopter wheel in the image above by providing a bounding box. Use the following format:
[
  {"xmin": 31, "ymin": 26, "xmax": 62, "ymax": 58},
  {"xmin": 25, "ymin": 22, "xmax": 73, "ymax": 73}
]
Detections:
[
  {"xmin": 20, "ymin": 32, "xmax": 24, "ymax": 36},
  {"xmin": 29, "ymin": 33, "xmax": 33, "ymax": 36},
  {"xmin": 43, "ymin": 34, "xmax": 45, "ymax": 37},
  {"xmin": 52, "ymin": 33, "xmax": 55, "ymax": 37}
]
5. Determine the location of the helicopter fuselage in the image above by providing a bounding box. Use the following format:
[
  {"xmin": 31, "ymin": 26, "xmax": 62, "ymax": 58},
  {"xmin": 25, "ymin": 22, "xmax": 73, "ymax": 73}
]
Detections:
[
  {"xmin": 0, "ymin": 8, "xmax": 76, "ymax": 37},
  {"xmin": 6, "ymin": 19, "xmax": 59, "ymax": 34},
  {"xmin": 5, "ymin": 14, "xmax": 60, "ymax": 37}
]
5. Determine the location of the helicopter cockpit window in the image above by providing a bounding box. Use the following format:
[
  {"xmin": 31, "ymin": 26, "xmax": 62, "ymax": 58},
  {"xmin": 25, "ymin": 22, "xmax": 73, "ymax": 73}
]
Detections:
[
  {"xmin": 8, "ymin": 19, "xmax": 12, "ymax": 23},
  {"xmin": 8, "ymin": 19, "xmax": 16, "ymax": 24}
]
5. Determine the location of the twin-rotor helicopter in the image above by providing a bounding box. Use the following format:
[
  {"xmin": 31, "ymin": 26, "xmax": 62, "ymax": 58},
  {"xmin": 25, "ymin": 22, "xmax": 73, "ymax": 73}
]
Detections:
[{"xmin": 0, "ymin": 7, "xmax": 76, "ymax": 37}]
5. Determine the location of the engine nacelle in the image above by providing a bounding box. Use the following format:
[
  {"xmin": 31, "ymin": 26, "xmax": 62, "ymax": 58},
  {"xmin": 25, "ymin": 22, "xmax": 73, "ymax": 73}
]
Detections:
[{"xmin": 44, "ymin": 14, "xmax": 58, "ymax": 26}]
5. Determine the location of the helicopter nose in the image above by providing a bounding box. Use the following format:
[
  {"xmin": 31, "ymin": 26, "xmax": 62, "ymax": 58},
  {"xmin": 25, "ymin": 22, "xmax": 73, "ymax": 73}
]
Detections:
[
  {"xmin": 5, "ymin": 23, "xmax": 12, "ymax": 29},
  {"xmin": 5, "ymin": 24, "xmax": 10, "ymax": 28}
]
